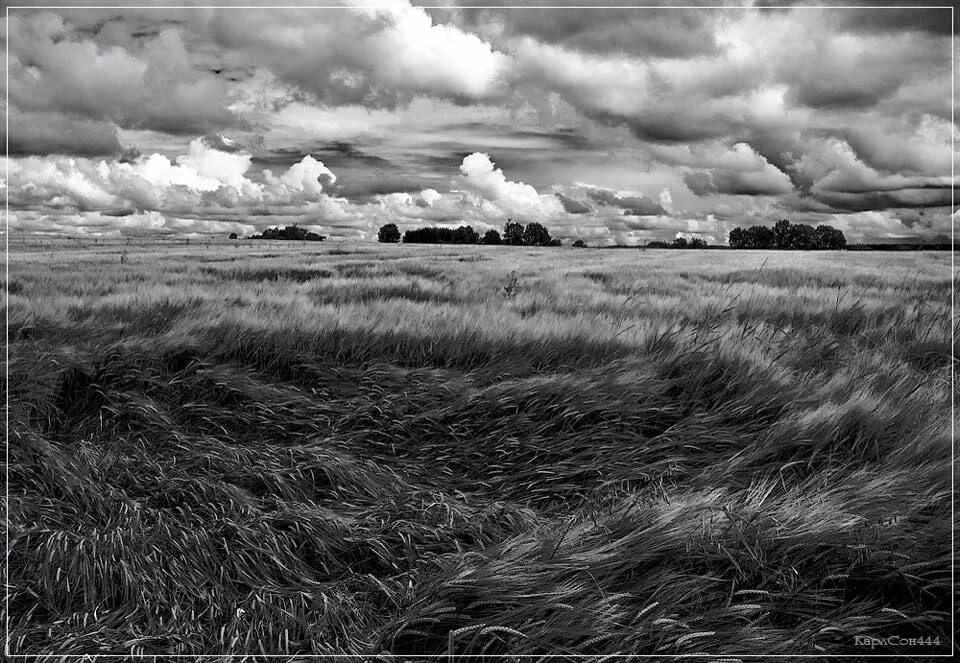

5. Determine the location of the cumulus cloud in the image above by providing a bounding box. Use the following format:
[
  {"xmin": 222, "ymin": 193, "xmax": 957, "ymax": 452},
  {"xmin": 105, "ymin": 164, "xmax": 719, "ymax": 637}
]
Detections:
[
  {"xmin": 458, "ymin": 152, "xmax": 564, "ymax": 220},
  {"xmin": 8, "ymin": 12, "xmax": 241, "ymax": 136},
  {"xmin": 5, "ymin": 137, "xmax": 355, "ymax": 235},
  {"xmin": 209, "ymin": 1, "xmax": 510, "ymax": 107}
]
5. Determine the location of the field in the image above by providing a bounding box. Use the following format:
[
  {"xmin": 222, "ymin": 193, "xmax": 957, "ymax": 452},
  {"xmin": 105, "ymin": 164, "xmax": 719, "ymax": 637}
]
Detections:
[{"xmin": 4, "ymin": 238, "xmax": 954, "ymax": 658}]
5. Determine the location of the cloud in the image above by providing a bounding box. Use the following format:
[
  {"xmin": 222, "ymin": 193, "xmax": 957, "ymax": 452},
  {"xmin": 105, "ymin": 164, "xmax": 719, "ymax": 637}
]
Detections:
[
  {"xmin": 834, "ymin": 7, "xmax": 954, "ymax": 36},
  {"xmin": 10, "ymin": 209, "xmax": 259, "ymax": 239},
  {"xmin": 458, "ymin": 152, "xmax": 564, "ymax": 220},
  {"xmin": 432, "ymin": 7, "xmax": 722, "ymax": 59},
  {"xmin": 418, "ymin": 188, "xmax": 442, "ymax": 207},
  {"xmin": 5, "ymin": 109, "xmax": 123, "ymax": 157},
  {"xmin": 209, "ymin": 1, "xmax": 510, "ymax": 107},
  {"xmin": 4, "ymin": 5, "xmax": 956, "ymax": 242},
  {"xmin": 583, "ymin": 185, "xmax": 667, "ymax": 216},
  {"xmin": 8, "ymin": 12, "xmax": 241, "ymax": 135},
  {"xmin": 5, "ymin": 137, "xmax": 354, "ymax": 233},
  {"xmin": 555, "ymin": 193, "xmax": 592, "ymax": 214}
]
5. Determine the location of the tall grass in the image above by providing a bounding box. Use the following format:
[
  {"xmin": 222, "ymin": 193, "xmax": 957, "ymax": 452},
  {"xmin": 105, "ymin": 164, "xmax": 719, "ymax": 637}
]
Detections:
[{"xmin": 4, "ymin": 238, "xmax": 953, "ymax": 657}]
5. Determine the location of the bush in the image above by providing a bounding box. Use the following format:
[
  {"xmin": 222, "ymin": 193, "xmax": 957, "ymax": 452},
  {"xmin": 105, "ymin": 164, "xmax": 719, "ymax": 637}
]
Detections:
[
  {"xmin": 572, "ymin": 239, "xmax": 587, "ymax": 248},
  {"xmin": 228, "ymin": 232, "xmax": 238, "ymax": 240}
]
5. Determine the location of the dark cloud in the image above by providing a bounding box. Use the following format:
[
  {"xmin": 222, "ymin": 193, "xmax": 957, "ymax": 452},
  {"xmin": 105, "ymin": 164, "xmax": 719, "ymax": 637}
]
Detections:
[
  {"xmin": 684, "ymin": 168, "xmax": 794, "ymax": 197},
  {"xmin": 813, "ymin": 187, "xmax": 952, "ymax": 212},
  {"xmin": 254, "ymin": 144, "xmax": 392, "ymax": 170},
  {"xmin": 834, "ymin": 7, "xmax": 955, "ymax": 36},
  {"xmin": 431, "ymin": 7, "xmax": 722, "ymax": 59},
  {"xmin": 684, "ymin": 171, "xmax": 717, "ymax": 196},
  {"xmin": 555, "ymin": 193, "xmax": 592, "ymax": 214},
  {"xmin": 6, "ymin": 109, "xmax": 122, "ymax": 156},
  {"xmin": 586, "ymin": 188, "xmax": 666, "ymax": 216}
]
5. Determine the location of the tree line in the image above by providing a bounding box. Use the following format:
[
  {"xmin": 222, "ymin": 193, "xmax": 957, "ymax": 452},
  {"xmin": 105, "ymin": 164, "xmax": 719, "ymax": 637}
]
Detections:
[
  {"xmin": 235, "ymin": 224, "xmax": 326, "ymax": 241},
  {"xmin": 379, "ymin": 220, "xmax": 562, "ymax": 246},
  {"xmin": 729, "ymin": 220, "xmax": 846, "ymax": 250}
]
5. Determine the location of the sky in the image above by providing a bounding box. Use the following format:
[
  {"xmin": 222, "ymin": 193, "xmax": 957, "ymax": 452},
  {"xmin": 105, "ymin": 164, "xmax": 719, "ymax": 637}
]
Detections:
[{"xmin": 1, "ymin": 0, "xmax": 956, "ymax": 244}]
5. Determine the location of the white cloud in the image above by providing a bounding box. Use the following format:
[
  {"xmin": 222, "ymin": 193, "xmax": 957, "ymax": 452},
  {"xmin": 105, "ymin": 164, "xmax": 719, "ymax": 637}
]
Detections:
[
  {"xmin": 210, "ymin": 1, "xmax": 510, "ymax": 106},
  {"xmin": 458, "ymin": 152, "xmax": 563, "ymax": 220}
]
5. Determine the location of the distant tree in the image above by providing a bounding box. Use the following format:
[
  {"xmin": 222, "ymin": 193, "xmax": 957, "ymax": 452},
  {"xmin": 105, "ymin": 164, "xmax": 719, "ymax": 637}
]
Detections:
[
  {"xmin": 504, "ymin": 219, "xmax": 524, "ymax": 245},
  {"xmin": 672, "ymin": 237, "xmax": 689, "ymax": 249},
  {"xmin": 377, "ymin": 223, "xmax": 401, "ymax": 243},
  {"xmin": 689, "ymin": 237, "xmax": 708, "ymax": 249},
  {"xmin": 572, "ymin": 239, "xmax": 587, "ymax": 248},
  {"xmin": 228, "ymin": 232, "xmax": 238, "ymax": 240},
  {"xmin": 773, "ymin": 219, "xmax": 792, "ymax": 249},
  {"xmin": 814, "ymin": 224, "xmax": 846, "ymax": 250},
  {"xmin": 728, "ymin": 227, "xmax": 745, "ymax": 248},
  {"xmin": 453, "ymin": 225, "xmax": 479, "ymax": 244},
  {"xmin": 787, "ymin": 223, "xmax": 816, "ymax": 250},
  {"xmin": 482, "ymin": 229, "xmax": 502, "ymax": 245},
  {"xmin": 522, "ymin": 222, "xmax": 553, "ymax": 246},
  {"xmin": 729, "ymin": 226, "xmax": 774, "ymax": 249},
  {"xmin": 249, "ymin": 224, "xmax": 325, "ymax": 241}
]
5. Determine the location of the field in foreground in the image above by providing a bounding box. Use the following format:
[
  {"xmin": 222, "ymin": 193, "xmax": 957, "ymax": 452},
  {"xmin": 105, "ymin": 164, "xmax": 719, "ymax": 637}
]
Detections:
[{"xmin": 4, "ymin": 238, "xmax": 955, "ymax": 658}]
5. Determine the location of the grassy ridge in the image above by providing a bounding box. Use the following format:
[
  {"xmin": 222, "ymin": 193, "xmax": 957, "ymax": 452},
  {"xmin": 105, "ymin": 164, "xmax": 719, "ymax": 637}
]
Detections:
[{"xmin": 4, "ymin": 239, "xmax": 954, "ymax": 658}]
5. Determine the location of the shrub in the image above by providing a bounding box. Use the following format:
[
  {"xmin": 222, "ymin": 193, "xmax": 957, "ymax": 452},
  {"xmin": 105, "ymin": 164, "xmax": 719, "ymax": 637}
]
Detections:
[{"xmin": 572, "ymin": 239, "xmax": 587, "ymax": 248}]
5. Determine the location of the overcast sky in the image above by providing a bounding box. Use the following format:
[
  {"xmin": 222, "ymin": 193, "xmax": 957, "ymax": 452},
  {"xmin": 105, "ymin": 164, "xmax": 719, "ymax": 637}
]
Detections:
[{"xmin": 2, "ymin": 0, "xmax": 955, "ymax": 243}]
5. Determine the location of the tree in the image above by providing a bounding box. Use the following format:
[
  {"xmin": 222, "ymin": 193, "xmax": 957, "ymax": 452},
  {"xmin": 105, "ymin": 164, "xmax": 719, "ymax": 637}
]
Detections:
[
  {"xmin": 522, "ymin": 222, "xmax": 553, "ymax": 246},
  {"xmin": 249, "ymin": 225, "xmax": 324, "ymax": 241},
  {"xmin": 746, "ymin": 225, "xmax": 776, "ymax": 249},
  {"xmin": 814, "ymin": 224, "xmax": 846, "ymax": 250},
  {"xmin": 572, "ymin": 239, "xmax": 587, "ymax": 248},
  {"xmin": 378, "ymin": 223, "xmax": 401, "ymax": 243},
  {"xmin": 504, "ymin": 219, "xmax": 524, "ymax": 245},
  {"xmin": 787, "ymin": 223, "xmax": 816, "ymax": 249},
  {"xmin": 729, "ymin": 226, "xmax": 773, "ymax": 249},
  {"xmin": 672, "ymin": 237, "xmax": 689, "ymax": 249},
  {"xmin": 773, "ymin": 219, "xmax": 792, "ymax": 249},
  {"xmin": 482, "ymin": 229, "xmax": 502, "ymax": 245},
  {"xmin": 689, "ymin": 237, "xmax": 708, "ymax": 249},
  {"xmin": 453, "ymin": 225, "xmax": 479, "ymax": 244},
  {"xmin": 729, "ymin": 227, "xmax": 745, "ymax": 248},
  {"xmin": 228, "ymin": 232, "xmax": 238, "ymax": 240}
]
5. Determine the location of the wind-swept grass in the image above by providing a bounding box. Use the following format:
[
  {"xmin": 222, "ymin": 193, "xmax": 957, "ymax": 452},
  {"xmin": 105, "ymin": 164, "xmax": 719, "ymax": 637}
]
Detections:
[{"xmin": 4, "ymin": 237, "xmax": 953, "ymax": 657}]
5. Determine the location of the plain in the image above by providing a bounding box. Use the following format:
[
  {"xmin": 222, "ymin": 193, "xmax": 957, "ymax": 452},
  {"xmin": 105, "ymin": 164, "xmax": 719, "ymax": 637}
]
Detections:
[{"xmin": 4, "ymin": 238, "xmax": 954, "ymax": 658}]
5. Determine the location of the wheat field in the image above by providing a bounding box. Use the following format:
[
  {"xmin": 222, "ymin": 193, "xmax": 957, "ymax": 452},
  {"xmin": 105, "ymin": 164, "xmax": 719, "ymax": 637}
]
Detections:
[{"xmin": 4, "ymin": 238, "xmax": 954, "ymax": 658}]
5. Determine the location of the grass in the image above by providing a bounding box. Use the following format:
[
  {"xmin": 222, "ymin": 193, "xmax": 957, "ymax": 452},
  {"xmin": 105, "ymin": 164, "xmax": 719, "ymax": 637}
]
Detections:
[{"xmin": 3, "ymin": 237, "xmax": 954, "ymax": 658}]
